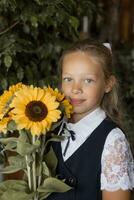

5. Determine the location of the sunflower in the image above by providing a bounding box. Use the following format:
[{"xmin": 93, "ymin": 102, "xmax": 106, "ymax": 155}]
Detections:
[
  {"xmin": 61, "ymin": 99, "xmax": 73, "ymax": 118},
  {"xmin": 44, "ymin": 86, "xmax": 73, "ymax": 118},
  {"xmin": 0, "ymin": 116, "xmax": 11, "ymax": 134},
  {"xmin": 10, "ymin": 85, "xmax": 61, "ymax": 136},
  {"xmin": 0, "ymin": 83, "xmax": 24, "ymax": 119},
  {"xmin": 44, "ymin": 86, "xmax": 64, "ymax": 102},
  {"xmin": 8, "ymin": 82, "xmax": 24, "ymax": 93}
]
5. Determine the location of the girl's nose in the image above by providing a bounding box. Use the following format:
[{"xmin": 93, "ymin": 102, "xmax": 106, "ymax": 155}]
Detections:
[{"xmin": 71, "ymin": 83, "xmax": 82, "ymax": 94}]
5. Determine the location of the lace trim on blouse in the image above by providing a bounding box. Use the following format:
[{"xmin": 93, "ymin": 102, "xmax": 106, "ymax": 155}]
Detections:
[{"xmin": 101, "ymin": 128, "xmax": 134, "ymax": 191}]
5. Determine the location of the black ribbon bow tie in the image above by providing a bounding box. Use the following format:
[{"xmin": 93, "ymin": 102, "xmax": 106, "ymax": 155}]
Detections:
[{"xmin": 62, "ymin": 123, "xmax": 76, "ymax": 157}]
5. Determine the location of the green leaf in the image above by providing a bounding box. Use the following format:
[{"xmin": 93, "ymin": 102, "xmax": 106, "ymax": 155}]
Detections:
[
  {"xmin": 38, "ymin": 177, "xmax": 72, "ymax": 193},
  {"xmin": 7, "ymin": 120, "xmax": 17, "ymax": 131},
  {"xmin": 0, "ymin": 137, "xmax": 17, "ymax": 145},
  {"xmin": 31, "ymin": 16, "xmax": 38, "ymax": 27},
  {"xmin": 0, "ymin": 165, "xmax": 24, "ymax": 174},
  {"xmin": 0, "ymin": 190, "xmax": 34, "ymax": 200},
  {"xmin": 0, "ymin": 78, "xmax": 8, "ymax": 90},
  {"xmin": 50, "ymin": 120, "xmax": 62, "ymax": 131},
  {"xmin": 18, "ymin": 129, "xmax": 30, "ymax": 143},
  {"xmin": 17, "ymin": 67, "xmax": 24, "ymax": 81},
  {"xmin": 44, "ymin": 146, "xmax": 57, "ymax": 176},
  {"xmin": 42, "ymin": 161, "xmax": 51, "ymax": 177},
  {"xmin": 25, "ymin": 65, "xmax": 34, "ymax": 83},
  {"xmin": 0, "ymin": 180, "xmax": 28, "ymax": 194},
  {"xmin": 5, "ymin": 141, "xmax": 17, "ymax": 151},
  {"xmin": 17, "ymin": 139, "xmax": 40, "ymax": 156},
  {"xmin": 4, "ymin": 55, "xmax": 12, "ymax": 68},
  {"xmin": 51, "ymin": 134, "xmax": 64, "ymax": 141},
  {"xmin": 36, "ymin": 158, "xmax": 42, "ymax": 177},
  {"xmin": 69, "ymin": 16, "xmax": 79, "ymax": 31},
  {"xmin": 44, "ymin": 134, "xmax": 64, "ymax": 149},
  {"xmin": 8, "ymin": 155, "xmax": 26, "ymax": 169},
  {"xmin": 33, "ymin": 0, "xmax": 44, "ymax": 5}
]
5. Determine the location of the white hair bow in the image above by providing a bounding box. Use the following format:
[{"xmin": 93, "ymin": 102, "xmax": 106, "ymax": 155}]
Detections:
[{"xmin": 103, "ymin": 43, "xmax": 112, "ymax": 52}]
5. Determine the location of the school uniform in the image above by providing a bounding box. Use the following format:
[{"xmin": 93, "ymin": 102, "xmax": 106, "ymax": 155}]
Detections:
[{"xmin": 47, "ymin": 107, "xmax": 134, "ymax": 200}]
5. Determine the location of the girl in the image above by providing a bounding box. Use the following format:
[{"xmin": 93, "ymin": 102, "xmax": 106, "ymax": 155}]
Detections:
[{"xmin": 47, "ymin": 39, "xmax": 134, "ymax": 200}]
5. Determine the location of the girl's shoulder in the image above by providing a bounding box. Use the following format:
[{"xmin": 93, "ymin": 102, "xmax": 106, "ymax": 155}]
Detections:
[{"xmin": 106, "ymin": 127, "xmax": 126, "ymax": 141}]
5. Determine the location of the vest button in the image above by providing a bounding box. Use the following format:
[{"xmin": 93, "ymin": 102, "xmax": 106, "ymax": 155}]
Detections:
[
  {"xmin": 69, "ymin": 178, "xmax": 73, "ymax": 183},
  {"xmin": 68, "ymin": 178, "xmax": 75, "ymax": 186},
  {"xmin": 65, "ymin": 177, "xmax": 76, "ymax": 187}
]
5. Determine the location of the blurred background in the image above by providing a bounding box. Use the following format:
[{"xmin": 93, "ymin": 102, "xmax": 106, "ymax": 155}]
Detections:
[{"xmin": 0, "ymin": 0, "xmax": 134, "ymax": 181}]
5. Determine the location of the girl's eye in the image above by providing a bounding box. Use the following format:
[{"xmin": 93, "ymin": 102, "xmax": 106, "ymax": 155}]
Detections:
[
  {"xmin": 84, "ymin": 79, "xmax": 93, "ymax": 83},
  {"xmin": 62, "ymin": 77, "xmax": 72, "ymax": 82}
]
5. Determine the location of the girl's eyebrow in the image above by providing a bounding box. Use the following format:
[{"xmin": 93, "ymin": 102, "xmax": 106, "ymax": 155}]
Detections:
[{"xmin": 62, "ymin": 74, "xmax": 98, "ymax": 79}]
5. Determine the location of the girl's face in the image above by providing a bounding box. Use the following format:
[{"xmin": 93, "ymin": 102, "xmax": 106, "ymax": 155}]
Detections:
[{"xmin": 61, "ymin": 52, "xmax": 111, "ymax": 122}]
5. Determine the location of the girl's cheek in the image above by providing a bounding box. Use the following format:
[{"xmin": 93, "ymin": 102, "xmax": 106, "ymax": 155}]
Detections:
[
  {"xmin": 62, "ymin": 86, "xmax": 70, "ymax": 95},
  {"xmin": 61, "ymin": 85, "xmax": 66, "ymax": 93},
  {"xmin": 62, "ymin": 87, "xmax": 67, "ymax": 94}
]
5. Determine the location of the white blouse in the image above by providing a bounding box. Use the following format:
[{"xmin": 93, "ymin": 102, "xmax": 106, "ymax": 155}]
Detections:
[{"xmin": 60, "ymin": 107, "xmax": 134, "ymax": 191}]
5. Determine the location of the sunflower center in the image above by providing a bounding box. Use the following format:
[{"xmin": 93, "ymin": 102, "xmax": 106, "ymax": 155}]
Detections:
[{"xmin": 25, "ymin": 101, "xmax": 48, "ymax": 122}]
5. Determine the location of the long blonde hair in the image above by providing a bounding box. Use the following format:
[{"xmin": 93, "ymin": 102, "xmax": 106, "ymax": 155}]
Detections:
[{"xmin": 59, "ymin": 39, "xmax": 123, "ymax": 127}]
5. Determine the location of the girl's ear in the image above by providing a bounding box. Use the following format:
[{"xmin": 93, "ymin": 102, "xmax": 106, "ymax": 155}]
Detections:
[{"xmin": 105, "ymin": 75, "xmax": 116, "ymax": 93}]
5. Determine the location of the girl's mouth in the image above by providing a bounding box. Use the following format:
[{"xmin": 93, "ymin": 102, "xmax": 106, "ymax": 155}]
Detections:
[{"xmin": 70, "ymin": 98, "xmax": 85, "ymax": 105}]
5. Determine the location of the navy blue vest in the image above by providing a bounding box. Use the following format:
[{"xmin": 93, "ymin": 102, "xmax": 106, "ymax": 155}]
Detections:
[{"xmin": 47, "ymin": 118, "xmax": 117, "ymax": 200}]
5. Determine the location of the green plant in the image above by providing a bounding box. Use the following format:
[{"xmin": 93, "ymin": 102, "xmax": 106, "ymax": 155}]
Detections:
[
  {"xmin": 0, "ymin": 0, "xmax": 96, "ymax": 91},
  {"xmin": 113, "ymin": 42, "xmax": 134, "ymax": 150}
]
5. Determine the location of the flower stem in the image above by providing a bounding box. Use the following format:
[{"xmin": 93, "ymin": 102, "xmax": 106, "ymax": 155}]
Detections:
[
  {"xmin": 38, "ymin": 175, "xmax": 41, "ymax": 188},
  {"xmin": 32, "ymin": 136, "xmax": 37, "ymax": 193},
  {"xmin": 38, "ymin": 135, "xmax": 46, "ymax": 187},
  {"xmin": 25, "ymin": 155, "xmax": 32, "ymax": 190}
]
